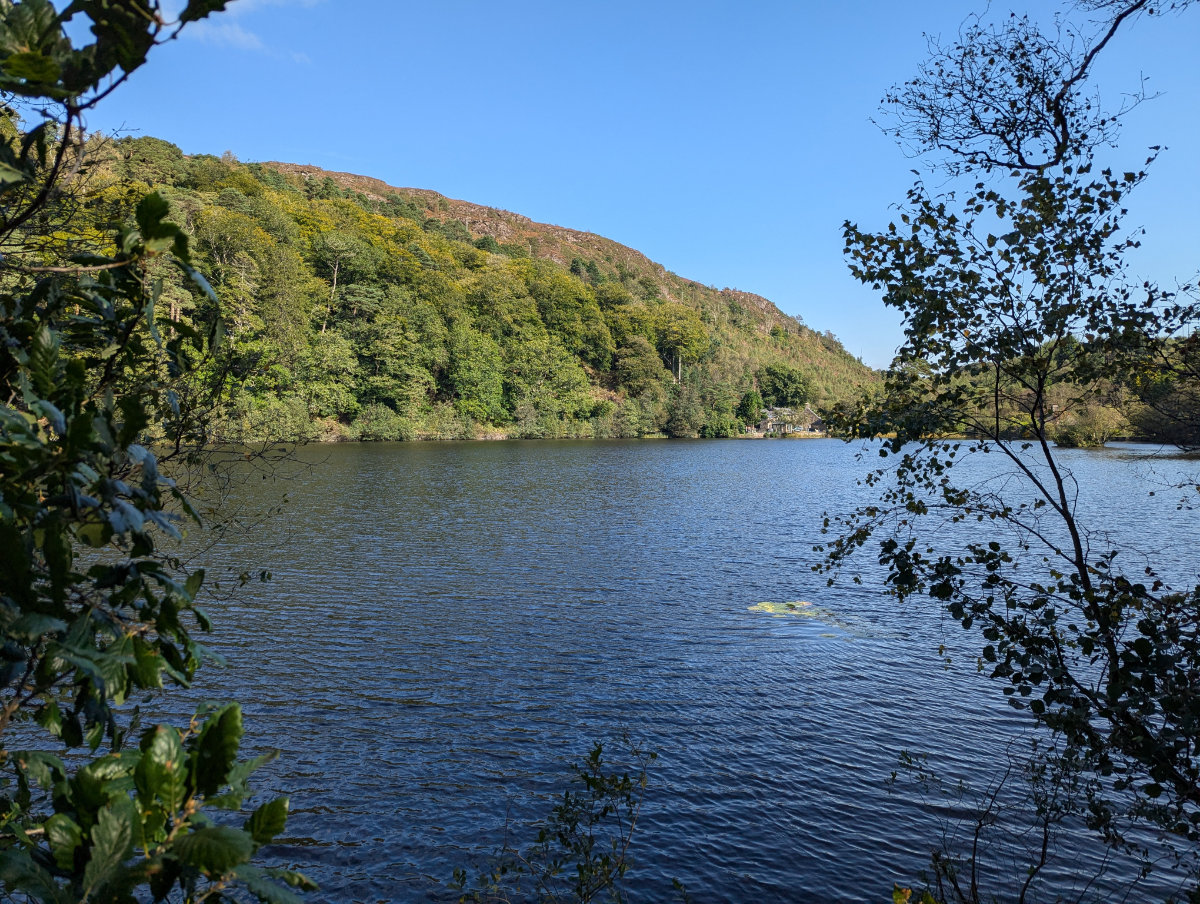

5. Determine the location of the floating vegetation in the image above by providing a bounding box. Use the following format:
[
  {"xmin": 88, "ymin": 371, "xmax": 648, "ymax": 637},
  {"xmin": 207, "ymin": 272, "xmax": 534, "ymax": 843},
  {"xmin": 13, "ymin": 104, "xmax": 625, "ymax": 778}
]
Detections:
[
  {"xmin": 748, "ymin": 600, "xmax": 893, "ymax": 639},
  {"xmin": 749, "ymin": 601, "xmax": 816, "ymax": 617}
]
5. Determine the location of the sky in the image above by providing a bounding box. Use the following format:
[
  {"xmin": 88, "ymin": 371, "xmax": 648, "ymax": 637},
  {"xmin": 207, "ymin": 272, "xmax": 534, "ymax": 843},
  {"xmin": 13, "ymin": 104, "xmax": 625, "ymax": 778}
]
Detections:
[{"xmin": 75, "ymin": 0, "xmax": 1200, "ymax": 368}]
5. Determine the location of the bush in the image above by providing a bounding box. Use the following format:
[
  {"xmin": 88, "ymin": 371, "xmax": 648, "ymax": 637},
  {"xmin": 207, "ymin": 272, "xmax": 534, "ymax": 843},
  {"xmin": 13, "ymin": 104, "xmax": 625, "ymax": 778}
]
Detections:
[{"xmin": 355, "ymin": 402, "xmax": 417, "ymax": 441}]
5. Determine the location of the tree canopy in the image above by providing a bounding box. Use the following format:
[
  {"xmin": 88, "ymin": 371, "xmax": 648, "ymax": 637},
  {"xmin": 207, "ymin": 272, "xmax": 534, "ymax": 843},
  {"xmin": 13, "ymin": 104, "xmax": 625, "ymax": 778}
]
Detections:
[{"xmin": 56, "ymin": 143, "xmax": 878, "ymax": 443}]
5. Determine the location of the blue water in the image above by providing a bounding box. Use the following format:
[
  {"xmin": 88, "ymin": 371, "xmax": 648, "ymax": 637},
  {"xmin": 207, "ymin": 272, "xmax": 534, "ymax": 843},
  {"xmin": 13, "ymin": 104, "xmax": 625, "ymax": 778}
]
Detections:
[{"xmin": 179, "ymin": 439, "xmax": 1200, "ymax": 902}]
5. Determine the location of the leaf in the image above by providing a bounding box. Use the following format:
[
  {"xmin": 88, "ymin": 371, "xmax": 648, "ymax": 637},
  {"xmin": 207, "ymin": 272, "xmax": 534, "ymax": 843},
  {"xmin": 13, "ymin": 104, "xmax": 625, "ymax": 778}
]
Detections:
[
  {"xmin": 31, "ymin": 399, "xmax": 64, "ymax": 435},
  {"xmin": 180, "ymin": 0, "xmax": 231, "ymax": 23},
  {"xmin": 44, "ymin": 813, "xmax": 83, "ymax": 870},
  {"xmin": 190, "ymin": 704, "xmax": 243, "ymax": 796},
  {"xmin": 148, "ymin": 855, "xmax": 182, "ymax": 901},
  {"xmin": 244, "ymin": 796, "xmax": 288, "ymax": 846},
  {"xmin": 234, "ymin": 865, "xmax": 304, "ymax": 904},
  {"xmin": 83, "ymin": 803, "xmax": 134, "ymax": 895},
  {"xmin": 131, "ymin": 637, "xmax": 163, "ymax": 689},
  {"xmin": 13, "ymin": 750, "xmax": 66, "ymax": 788},
  {"xmin": 184, "ymin": 568, "xmax": 205, "ymax": 600},
  {"xmin": 35, "ymin": 701, "xmax": 63, "ymax": 737},
  {"xmin": 0, "ymin": 848, "xmax": 65, "ymax": 903},
  {"xmin": 76, "ymin": 520, "xmax": 112, "ymax": 548},
  {"xmin": 9, "ymin": 612, "xmax": 66, "ymax": 642},
  {"xmin": 206, "ymin": 751, "xmax": 278, "ymax": 810},
  {"xmin": 173, "ymin": 825, "xmax": 254, "ymax": 877},
  {"xmin": 3, "ymin": 50, "xmax": 61, "ymax": 83},
  {"xmin": 0, "ymin": 160, "xmax": 25, "ymax": 184},
  {"xmin": 136, "ymin": 725, "xmax": 186, "ymax": 811},
  {"xmin": 134, "ymin": 192, "xmax": 173, "ymax": 240}
]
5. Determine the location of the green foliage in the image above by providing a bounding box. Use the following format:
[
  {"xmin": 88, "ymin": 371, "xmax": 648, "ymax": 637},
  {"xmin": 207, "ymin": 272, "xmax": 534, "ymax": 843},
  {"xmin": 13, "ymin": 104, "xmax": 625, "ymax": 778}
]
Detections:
[
  {"xmin": 755, "ymin": 364, "xmax": 809, "ymax": 409},
  {"xmin": 1123, "ymin": 334, "xmax": 1200, "ymax": 449},
  {"xmin": 735, "ymin": 389, "xmax": 763, "ymax": 426},
  {"xmin": 453, "ymin": 739, "xmax": 661, "ymax": 904},
  {"xmin": 614, "ymin": 338, "xmax": 666, "ymax": 396},
  {"xmin": 653, "ymin": 304, "xmax": 707, "ymax": 382},
  {"xmin": 664, "ymin": 382, "xmax": 705, "ymax": 438},
  {"xmin": 825, "ymin": 2, "xmax": 1200, "ymax": 897},
  {"xmin": 0, "ymin": 3, "xmax": 309, "ymax": 901},
  {"xmin": 449, "ymin": 324, "xmax": 506, "ymax": 423},
  {"xmin": 64, "ymin": 140, "xmax": 874, "ymax": 441}
]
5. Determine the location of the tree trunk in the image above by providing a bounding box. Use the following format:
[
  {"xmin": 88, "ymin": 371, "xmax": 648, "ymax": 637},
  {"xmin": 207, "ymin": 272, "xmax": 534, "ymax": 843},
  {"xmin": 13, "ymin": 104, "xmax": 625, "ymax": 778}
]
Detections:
[{"xmin": 321, "ymin": 257, "xmax": 340, "ymax": 335}]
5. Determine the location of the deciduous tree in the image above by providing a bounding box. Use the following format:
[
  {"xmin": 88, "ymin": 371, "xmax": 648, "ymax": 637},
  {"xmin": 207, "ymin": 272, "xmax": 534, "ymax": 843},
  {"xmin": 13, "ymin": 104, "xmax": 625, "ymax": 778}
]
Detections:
[{"xmin": 825, "ymin": 1, "xmax": 1200, "ymax": 898}]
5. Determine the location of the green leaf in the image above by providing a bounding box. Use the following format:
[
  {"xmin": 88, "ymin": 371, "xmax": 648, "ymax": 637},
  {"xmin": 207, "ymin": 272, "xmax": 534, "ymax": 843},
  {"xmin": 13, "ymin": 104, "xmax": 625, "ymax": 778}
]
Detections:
[
  {"xmin": 0, "ymin": 848, "xmax": 65, "ymax": 903},
  {"xmin": 76, "ymin": 520, "xmax": 112, "ymax": 548},
  {"xmin": 9, "ymin": 613, "xmax": 66, "ymax": 642},
  {"xmin": 190, "ymin": 703, "xmax": 243, "ymax": 796},
  {"xmin": 173, "ymin": 825, "xmax": 254, "ymax": 877},
  {"xmin": 83, "ymin": 803, "xmax": 134, "ymax": 895},
  {"xmin": 3, "ymin": 50, "xmax": 61, "ymax": 83},
  {"xmin": 234, "ymin": 865, "xmax": 304, "ymax": 904},
  {"xmin": 35, "ymin": 701, "xmax": 63, "ymax": 737},
  {"xmin": 244, "ymin": 796, "xmax": 288, "ymax": 846},
  {"xmin": 134, "ymin": 191, "xmax": 170, "ymax": 235},
  {"xmin": 13, "ymin": 750, "xmax": 66, "ymax": 788},
  {"xmin": 184, "ymin": 567, "xmax": 205, "ymax": 599},
  {"xmin": 0, "ymin": 159, "xmax": 25, "ymax": 184},
  {"xmin": 131, "ymin": 637, "xmax": 163, "ymax": 689},
  {"xmin": 136, "ymin": 725, "xmax": 186, "ymax": 811},
  {"xmin": 45, "ymin": 813, "xmax": 83, "ymax": 871},
  {"xmin": 180, "ymin": 0, "xmax": 231, "ymax": 23},
  {"xmin": 147, "ymin": 855, "xmax": 182, "ymax": 901},
  {"xmin": 207, "ymin": 752, "xmax": 278, "ymax": 810}
]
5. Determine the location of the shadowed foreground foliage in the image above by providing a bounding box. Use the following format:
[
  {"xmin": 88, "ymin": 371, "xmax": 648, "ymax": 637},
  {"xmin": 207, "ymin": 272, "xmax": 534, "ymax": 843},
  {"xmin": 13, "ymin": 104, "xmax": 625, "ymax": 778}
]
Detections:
[
  {"xmin": 824, "ymin": 1, "xmax": 1200, "ymax": 901},
  {"xmin": 0, "ymin": 2, "xmax": 313, "ymax": 901}
]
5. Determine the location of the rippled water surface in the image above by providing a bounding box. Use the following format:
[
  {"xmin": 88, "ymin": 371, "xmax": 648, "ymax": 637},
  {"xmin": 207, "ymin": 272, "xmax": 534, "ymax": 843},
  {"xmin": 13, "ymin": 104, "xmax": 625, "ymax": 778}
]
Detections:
[{"xmin": 181, "ymin": 439, "xmax": 1199, "ymax": 902}]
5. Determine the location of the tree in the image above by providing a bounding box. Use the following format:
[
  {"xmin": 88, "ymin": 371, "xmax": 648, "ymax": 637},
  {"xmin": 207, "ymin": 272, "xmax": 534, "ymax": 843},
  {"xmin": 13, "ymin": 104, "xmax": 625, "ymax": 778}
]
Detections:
[
  {"xmin": 448, "ymin": 324, "xmax": 506, "ymax": 424},
  {"xmin": 0, "ymin": 2, "xmax": 311, "ymax": 901},
  {"xmin": 1124, "ymin": 333, "xmax": 1200, "ymax": 449},
  {"xmin": 654, "ymin": 304, "xmax": 707, "ymax": 382},
  {"xmin": 614, "ymin": 337, "xmax": 668, "ymax": 396},
  {"xmin": 736, "ymin": 389, "xmax": 763, "ymax": 426},
  {"xmin": 452, "ymin": 739, "xmax": 659, "ymax": 904},
  {"xmin": 824, "ymin": 1, "xmax": 1200, "ymax": 899},
  {"xmin": 505, "ymin": 336, "xmax": 593, "ymax": 436},
  {"xmin": 664, "ymin": 379, "xmax": 705, "ymax": 438},
  {"xmin": 311, "ymin": 230, "xmax": 378, "ymax": 334},
  {"xmin": 756, "ymin": 364, "xmax": 809, "ymax": 409}
]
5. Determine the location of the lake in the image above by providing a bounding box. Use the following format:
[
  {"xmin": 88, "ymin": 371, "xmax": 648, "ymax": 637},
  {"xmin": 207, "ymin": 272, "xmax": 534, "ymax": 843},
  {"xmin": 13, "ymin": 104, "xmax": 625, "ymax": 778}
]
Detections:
[{"xmin": 180, "ymin": 438, "xmax": 1199, "ymax": 902}]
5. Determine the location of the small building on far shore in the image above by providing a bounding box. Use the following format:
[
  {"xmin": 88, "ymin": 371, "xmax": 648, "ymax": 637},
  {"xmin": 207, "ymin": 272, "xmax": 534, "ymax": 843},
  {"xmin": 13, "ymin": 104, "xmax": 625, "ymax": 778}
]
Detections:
[{"xmin": 753, "ymin": 405, "xmax": 826, "ymax": 435}]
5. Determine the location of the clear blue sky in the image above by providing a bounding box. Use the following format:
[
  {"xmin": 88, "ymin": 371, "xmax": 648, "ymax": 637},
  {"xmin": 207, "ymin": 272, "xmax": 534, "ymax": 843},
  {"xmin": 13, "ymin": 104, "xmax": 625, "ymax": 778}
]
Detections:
[{"xmin": 80, "ymin": 1, "xmax": 1200, "ymax": 368}]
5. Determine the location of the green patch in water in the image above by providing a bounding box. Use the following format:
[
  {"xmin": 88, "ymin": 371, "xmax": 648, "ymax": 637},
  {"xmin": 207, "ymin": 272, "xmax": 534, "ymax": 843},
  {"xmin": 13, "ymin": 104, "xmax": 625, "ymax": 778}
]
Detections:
[
  {"xmin": 748, "ymin": 600, "xmax": 887, "ymax": 639},
  {"xmin": 748, "ymin": 600, "xmax": 820, "ymax": 617}
]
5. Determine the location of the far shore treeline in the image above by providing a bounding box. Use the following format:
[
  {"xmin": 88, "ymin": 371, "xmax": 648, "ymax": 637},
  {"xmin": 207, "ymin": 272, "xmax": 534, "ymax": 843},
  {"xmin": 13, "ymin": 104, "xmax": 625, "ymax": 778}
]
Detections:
[
  {"xmin": 25, "ymin": 135, "xmax": 1186, "ymax": 448},
  {"xmin": 41, "ymin": 136, "xmax": 877, "ymax": 442}
]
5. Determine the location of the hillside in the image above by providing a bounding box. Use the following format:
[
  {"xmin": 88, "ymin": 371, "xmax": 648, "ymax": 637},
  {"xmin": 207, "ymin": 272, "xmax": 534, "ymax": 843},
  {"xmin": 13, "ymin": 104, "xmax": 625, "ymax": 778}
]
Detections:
[
  {"xmin": 266, "ymin": 163, "xmax": 805, "ymax": 328},
  {"xmin": 77, "ymin": 137, "xmax": 877, "ymax": 441}
]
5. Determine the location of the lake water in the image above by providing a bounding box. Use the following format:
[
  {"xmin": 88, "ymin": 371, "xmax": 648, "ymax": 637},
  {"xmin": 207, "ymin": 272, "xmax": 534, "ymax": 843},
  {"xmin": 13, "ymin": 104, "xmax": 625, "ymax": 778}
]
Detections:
[{"xmin": 181, "ymin": 439, "xmax": 1200, "ymax": 902}]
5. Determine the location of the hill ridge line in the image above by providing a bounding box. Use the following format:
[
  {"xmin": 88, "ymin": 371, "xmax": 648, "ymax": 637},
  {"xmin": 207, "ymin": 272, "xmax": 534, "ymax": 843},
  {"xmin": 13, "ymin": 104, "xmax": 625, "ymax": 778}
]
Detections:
[{"xmin": 260, "ymin": 160, "xmax": 794, "ymax": 329}]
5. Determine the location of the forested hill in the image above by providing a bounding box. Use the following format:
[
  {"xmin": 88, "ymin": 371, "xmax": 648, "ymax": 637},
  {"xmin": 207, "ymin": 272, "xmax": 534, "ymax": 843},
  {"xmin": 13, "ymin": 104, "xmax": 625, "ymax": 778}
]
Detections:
[
  {"xmin": 90, "ymin": 137, "xmax": 878, "ymax": 441},
  {"xmin": 264, "ymin": 161, "xmax": 806, "ymax": 331}
]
